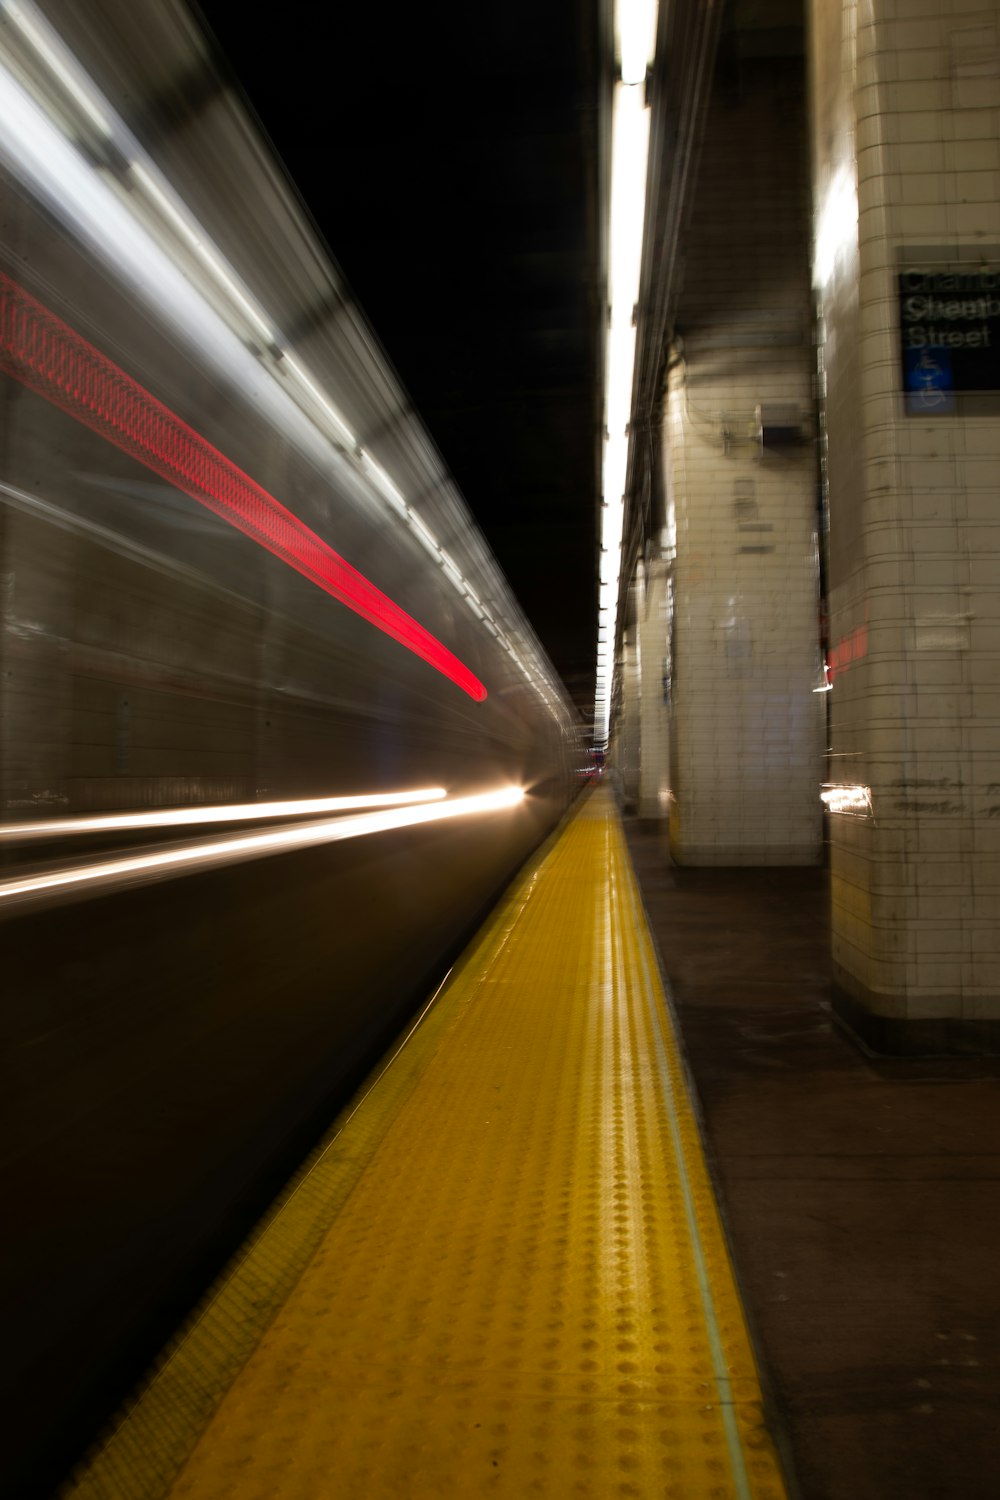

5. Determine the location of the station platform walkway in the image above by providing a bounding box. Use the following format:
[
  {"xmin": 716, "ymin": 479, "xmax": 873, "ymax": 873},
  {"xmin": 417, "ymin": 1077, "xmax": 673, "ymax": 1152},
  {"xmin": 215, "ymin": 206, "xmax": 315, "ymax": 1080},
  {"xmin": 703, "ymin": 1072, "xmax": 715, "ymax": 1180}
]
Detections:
[
  {"xmin": 62, "ymin": 786, "xmax": 789, "ymax": 1500},
  {"xmin": 624, "ymin": 822, "xmax": 1000, "ymax": 1500},
  {"xmin": 58, "ymin": 786, "xmax": 1000, "ymax": 1500}
]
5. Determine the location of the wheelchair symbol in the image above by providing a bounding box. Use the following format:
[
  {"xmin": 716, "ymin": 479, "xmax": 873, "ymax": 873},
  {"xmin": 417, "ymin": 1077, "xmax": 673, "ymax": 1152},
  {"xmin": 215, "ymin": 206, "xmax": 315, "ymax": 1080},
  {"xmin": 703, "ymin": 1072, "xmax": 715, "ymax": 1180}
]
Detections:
[{"xmin": 906, "ymin": 349, "xmax": 954, "ymax": 412}]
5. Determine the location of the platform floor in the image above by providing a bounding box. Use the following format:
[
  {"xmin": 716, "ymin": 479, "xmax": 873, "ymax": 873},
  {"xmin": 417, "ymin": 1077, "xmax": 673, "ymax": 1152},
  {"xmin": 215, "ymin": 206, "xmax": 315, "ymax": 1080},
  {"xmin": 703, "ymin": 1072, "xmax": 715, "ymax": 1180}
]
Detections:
[
  {"xmin": 64, "ymin": 787, "xmax": 788, "ymax": 1500},
  {"xmin": 626, "ymin": 820, "xmax": 1000, "ymax": 1500}
]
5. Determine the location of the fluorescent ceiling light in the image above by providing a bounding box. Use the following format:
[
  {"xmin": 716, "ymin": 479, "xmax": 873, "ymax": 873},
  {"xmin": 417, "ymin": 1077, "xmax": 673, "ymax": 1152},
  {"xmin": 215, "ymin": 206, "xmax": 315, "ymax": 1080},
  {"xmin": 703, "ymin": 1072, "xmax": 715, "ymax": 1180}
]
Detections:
[
  {"xmin": 607, "ymin": 87, "xmax": 650, "ymax": 316},
  {"xmin": 618, "ymin": 0, "xmax": 658, "ymax": 84},
  {"xmin": 605, "ymin": 323, "xmax": 638, "ymax": 440},
  {"xmin": 593, "ymin": 44, "xmax": 654, "ymax": 747}
]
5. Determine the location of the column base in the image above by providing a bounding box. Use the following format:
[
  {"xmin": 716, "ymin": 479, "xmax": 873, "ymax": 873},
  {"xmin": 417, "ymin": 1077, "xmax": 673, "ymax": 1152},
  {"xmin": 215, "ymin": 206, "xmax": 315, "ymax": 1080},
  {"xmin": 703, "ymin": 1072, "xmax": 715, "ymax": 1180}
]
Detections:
[
  {"xmin": 670, "ymin": 841, "xmax": 821, "ymax": 866},
  {"xmin": 832, "ymin": 979, "xmax": 1000, "ymax": 1057}
]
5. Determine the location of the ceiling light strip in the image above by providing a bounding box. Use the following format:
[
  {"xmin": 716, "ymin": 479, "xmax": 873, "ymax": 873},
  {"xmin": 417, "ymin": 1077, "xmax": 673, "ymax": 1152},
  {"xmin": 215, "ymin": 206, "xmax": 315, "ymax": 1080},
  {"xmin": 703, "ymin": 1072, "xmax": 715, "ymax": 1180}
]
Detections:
[{"xmin": 595, "ymin": 1, "xmax": 656, "ymax": 746}]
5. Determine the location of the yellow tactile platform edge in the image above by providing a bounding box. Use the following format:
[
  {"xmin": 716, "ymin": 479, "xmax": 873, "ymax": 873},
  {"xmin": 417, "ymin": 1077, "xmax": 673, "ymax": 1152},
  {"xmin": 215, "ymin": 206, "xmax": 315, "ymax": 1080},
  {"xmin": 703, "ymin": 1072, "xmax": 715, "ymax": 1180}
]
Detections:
[
  {"xmin": 59, "ymin": 807, "xmax": 575, "ymax": 1500},
  {"xmin": 64, "ymin": 787, "xmax": 788, "ymax": 1500}
]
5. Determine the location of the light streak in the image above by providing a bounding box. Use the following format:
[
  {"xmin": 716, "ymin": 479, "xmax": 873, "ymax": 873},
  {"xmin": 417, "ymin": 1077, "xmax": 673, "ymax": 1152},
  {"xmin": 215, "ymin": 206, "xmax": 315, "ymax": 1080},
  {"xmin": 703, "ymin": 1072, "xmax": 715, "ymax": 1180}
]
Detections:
[
  {"xmin": 0, "ymin": 787, "xmax": 526, "ymax": 907},
  {"xmin": 0, "ymin": 787, "xmax": 447, "ymax": 841},
  {"xmin": 280, "ymin": 350, "xmax": 358, "ymax": 450},
  {"xmin": 1, "ymin": 0, "xmax": 113, "ymax": 135},
  {"xmin": 0, "ymin": 27, "xmax": 502, "ymax": 701},
  {"xmin": 820, "ymin": 784, "xmax": 873, "ymax": 817},
  {"xmin": 0, "ymin": 272, "xmax": 487, "ymax": 702},
  {"xmin": 0, "ymin": 3, "xmax": 572, "ymax": 722},
  {"xmin": 131, "ymin": 162, "xmax": 277, "ymax": 346}
]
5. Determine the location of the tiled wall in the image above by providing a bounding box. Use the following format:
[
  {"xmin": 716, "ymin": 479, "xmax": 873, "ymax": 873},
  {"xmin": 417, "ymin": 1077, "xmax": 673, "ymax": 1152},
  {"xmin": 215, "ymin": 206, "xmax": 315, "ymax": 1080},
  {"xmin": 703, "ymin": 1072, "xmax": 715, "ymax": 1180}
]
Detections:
[
  {"xmin": 812, "ymin": 0, "xmax": 1000, "ymax": 1045},
  {"xmin": 615, "ymin": 558, "xmax": 672, "ymax": 821},
  {"xmin": 619, "ymin": 623, "xmax": 642, "ymax": 808},
  {"xmin": 638, "ymin": 558, "xmax": 671, "ymax": 820},
  {"xmin": 660, "ymin": 53, "xmax": 824, "ymax": 865}
]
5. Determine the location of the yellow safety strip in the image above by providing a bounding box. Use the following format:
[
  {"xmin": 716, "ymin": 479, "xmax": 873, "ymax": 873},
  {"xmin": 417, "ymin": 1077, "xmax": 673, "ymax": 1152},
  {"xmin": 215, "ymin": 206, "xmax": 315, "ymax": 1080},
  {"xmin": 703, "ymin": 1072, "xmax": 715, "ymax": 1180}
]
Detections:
[{"xmin": 64, "ymin": 787, "xmax": 788, "ymax": 1500}]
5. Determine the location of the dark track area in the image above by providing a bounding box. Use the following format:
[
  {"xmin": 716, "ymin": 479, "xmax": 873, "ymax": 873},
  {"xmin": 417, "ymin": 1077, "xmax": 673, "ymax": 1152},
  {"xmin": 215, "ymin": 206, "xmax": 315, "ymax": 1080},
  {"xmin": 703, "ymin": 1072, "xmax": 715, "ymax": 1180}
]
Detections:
[
  {"xmin": 3, "ymin": 814, "xmax": 558, "ymax": 1500},
  {"xmin": 626, "ymin": 821, "xmax": 1000, "ymax": 1500}
]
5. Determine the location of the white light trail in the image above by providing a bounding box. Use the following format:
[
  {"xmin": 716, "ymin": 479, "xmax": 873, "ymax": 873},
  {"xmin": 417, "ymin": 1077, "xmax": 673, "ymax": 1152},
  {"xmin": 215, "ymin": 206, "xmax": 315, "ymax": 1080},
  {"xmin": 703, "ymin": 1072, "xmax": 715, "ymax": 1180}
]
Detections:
[
  {"xmin": 130, "ymin": 162, "xmax": 277, "ymax": 346},
  {"xmin": 1, "ymin": 0, "xmax": 113, "ymax": 135},
  {"xmin": 278, "ymin": 351, "xmax": 358, "ymax": 450},
  {"xmin": 0, "ymin": 787, "xmax": 526, "ymax": 907},
  {"xmin": 0, "ymin": 787, "xmax": 448, "ymax": 841}
]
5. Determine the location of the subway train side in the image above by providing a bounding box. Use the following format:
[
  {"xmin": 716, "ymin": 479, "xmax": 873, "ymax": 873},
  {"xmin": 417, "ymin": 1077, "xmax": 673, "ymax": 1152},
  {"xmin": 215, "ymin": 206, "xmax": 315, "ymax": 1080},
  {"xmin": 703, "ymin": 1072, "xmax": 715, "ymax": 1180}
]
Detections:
[{"xmin": 0, "ymin": 3, "xmax": 581, "ymax": 1491}]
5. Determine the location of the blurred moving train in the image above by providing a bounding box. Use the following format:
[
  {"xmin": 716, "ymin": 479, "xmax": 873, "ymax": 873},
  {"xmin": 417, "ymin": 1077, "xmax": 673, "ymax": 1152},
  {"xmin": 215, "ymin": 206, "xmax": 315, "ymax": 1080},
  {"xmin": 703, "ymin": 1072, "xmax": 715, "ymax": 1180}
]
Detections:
[{"xmin": 0, "ymin": 1, "xmax": 581, "ymax": 1490}]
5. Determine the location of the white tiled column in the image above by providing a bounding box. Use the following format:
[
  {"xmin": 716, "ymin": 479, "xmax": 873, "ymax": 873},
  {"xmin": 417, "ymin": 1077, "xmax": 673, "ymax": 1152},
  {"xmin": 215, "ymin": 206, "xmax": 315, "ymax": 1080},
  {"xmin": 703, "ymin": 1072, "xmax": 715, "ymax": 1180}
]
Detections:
[
  {"xmin": 662, "ymin": 50, "xmax": 824, "ymax": 866},
  {"xmin": 619, "ymin": 623, "xmax": 642, "ymax": 810},
  {"xmin": 812, "ymin": 0, "xmax": 1000, "ymax": 1049},
  {"xmin": 638, "ymin": 556, "xmax": 671, "ymax": 820}
]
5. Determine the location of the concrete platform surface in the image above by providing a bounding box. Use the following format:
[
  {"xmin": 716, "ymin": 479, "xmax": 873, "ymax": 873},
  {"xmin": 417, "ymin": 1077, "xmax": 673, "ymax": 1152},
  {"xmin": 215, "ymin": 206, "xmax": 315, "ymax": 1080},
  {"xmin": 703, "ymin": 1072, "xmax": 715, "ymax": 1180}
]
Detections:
[{"xmin": 625, "ymin": 820, "xmax": 1000, "ymax": 1500}]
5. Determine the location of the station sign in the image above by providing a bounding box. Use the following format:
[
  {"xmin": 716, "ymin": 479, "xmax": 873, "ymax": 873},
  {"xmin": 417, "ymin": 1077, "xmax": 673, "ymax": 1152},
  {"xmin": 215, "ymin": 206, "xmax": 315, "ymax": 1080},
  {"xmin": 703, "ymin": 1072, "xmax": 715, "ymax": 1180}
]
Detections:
[{"xmin": 899, "ymin": 264, "xmax": 1000, "ymax": 412}]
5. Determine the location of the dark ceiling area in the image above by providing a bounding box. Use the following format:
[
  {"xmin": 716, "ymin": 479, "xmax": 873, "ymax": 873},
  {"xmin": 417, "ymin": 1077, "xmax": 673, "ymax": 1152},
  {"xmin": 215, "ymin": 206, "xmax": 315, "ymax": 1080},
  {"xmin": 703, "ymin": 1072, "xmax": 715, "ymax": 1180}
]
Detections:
[{"xmin": 195, "ymin": 1, "xmax": 603, "ymax": 716}]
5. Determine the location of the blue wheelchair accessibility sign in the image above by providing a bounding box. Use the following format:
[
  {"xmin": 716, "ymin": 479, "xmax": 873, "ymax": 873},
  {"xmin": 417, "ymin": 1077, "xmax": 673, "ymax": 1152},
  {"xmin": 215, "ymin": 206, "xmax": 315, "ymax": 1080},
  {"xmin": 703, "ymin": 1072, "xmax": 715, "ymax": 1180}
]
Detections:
[{"xmin": 904, "ymin": 347, "xmax": 955, "ymax": 412}]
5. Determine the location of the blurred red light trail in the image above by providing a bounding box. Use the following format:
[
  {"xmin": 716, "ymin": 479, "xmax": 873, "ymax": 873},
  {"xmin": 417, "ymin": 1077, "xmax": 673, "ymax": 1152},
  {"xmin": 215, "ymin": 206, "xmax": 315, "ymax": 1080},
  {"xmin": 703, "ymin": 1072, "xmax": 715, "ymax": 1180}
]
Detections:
[{"xmin": 0, "ymin": 270, "xmax": 487, "ymax": 701}]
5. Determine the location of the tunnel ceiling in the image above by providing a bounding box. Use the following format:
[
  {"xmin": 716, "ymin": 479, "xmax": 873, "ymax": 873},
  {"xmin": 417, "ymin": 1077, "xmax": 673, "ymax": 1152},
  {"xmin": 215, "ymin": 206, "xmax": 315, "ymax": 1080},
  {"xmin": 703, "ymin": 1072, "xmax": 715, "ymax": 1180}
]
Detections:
[{"xmin": 194, "ymin": 0, "xmax": 603, "ymax": 719}]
